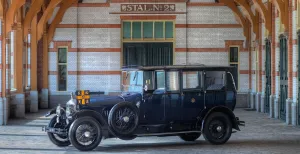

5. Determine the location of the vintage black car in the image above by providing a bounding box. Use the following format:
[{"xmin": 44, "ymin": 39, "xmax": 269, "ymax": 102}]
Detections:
[{"xmin": 43, "ymin": 65, "xmax": 245, "ymax": 151}]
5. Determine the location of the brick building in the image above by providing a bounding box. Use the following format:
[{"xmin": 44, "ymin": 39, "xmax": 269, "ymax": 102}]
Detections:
[{"xmin": 0, "ymin": 0, "xmax": 299, "ymax": 126}]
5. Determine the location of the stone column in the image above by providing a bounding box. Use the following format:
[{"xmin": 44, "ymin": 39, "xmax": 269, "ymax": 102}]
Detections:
[
  {"xmin": 11, "ymin": 94, "xmax": 25, "ymax": 118},
  {"xmin": 286, "ymin": 98, "xmax": 293, "ymax": 125},
  {"xmin": 2, "ymin": 97, "xmax": 9, "ymax": 125},
  {"xmin": 260, "ymin": 94, "xmax": 265, "ymax": 113},
  {"xmin": 269, "ymin": 95, "xmax": 275, "ymax": 118},
  {"xmin": 274, "ymin": 97, "xmax": 280, "ymax": 119},
  {"xmin": 40, "ymin": 88, "xmax": 48, "ymax": 109},
  {"xmin": 30, "ymin": 91, "xmax": 38, "ymax": 112},
  {"xmin": 0, "ymin": 97, "xmax": 3, "ymax": 125},
  {"xmin": 250, "ymin": 92, "xmax": 256, "ymax": 109},
  {"xmin": 255, "ymin": 92, "xmax": 261, "ymax": 112},
  {"xmin": 291, "ymin": 102, "xmax": 297, "ymax": 126}
]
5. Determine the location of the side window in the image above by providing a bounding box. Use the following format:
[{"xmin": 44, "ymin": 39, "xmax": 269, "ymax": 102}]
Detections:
[
  {"xmin": 144, "ymin": 71, "xmax": 155, "ymax": 91},
  {"xmin": 182, "ymin": 71, "xmax": 203, "ymax": 90},
  {"xmin": 156, "ymin": 71, "xmax": 165, "ymax": 89},
  {"xmin": 58, "ymin": 48, "xmax": 67, "ymax": 91},
  {"xmin": 205, "ymin": 71, "xmax": 226, "ymax": 90},
  {"xmin": 166, "ymin": 71, "xmax": 179, "ymax": 91}
]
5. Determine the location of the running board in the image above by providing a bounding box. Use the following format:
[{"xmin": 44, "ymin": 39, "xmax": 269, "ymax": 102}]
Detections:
[{"xmin": 135, "ymin": 131, "xmax": 202, "ymax": 137}]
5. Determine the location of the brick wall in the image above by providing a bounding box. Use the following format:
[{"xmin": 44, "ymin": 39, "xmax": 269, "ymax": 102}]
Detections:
[{"xmin": 48, "ymin": 0, "xmax": 249, "ymax": 97}]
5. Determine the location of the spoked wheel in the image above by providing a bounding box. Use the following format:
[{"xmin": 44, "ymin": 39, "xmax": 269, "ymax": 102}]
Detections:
[
  {"xmin": 47, "ymin": 116, "xmax": 71, "ymax": 147},
  {"xmin": 108, "ymin": 102, "xmax": 139, "ymax": 139},
  {"xmin": 179, "ymin": 133, "xmax": 201, "ymax": 141},
  {"xmin": 69, "ymin": 117, "xmax": 102, "ymax": 151},
  {"xmin": 203, "ymin": 112, "xmax": 232, "ymax": 145}
]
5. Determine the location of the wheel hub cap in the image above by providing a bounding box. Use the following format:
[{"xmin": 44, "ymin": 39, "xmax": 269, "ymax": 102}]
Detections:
[
  {"xmin": 216, "ymin": 126, "xmax": 222, "ymax": 132},
  {"xmin": 123, "ymin": 116, "xmax": 129, "ymax": 123},
  {"xmin": 84, "ymin": 131, "xmax": 91, "ymax": 138}
]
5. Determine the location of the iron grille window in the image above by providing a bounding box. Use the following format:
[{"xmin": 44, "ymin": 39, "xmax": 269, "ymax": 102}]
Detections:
[
  {"xmin": 123, "ymin": 43, "xmax": 173, "ymax": 67},
  {"xmin": 58, "ymin": 48, "xmax": 67, "ymax": 91}
]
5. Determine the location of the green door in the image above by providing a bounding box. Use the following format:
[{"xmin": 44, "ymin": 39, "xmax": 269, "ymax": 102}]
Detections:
[
  {"xmin": 279, "ymin": 36, "xmax": 288, "ymax": 121},
  {"xmin": 123, "ymin": 42, "xmax": 173, "ymax": 67},
  {"xmin": 265, "ymin": 40, "xmax": 271, "ymax": 113},
  {"xmin": 298, "ymin": 31, "xmax": 300, "ymax": 125}
]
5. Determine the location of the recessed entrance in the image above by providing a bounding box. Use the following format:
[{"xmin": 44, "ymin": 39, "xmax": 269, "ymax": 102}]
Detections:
[{"xmin": 123, "ymin": 42, "xmax": 173, "ymax": 66}]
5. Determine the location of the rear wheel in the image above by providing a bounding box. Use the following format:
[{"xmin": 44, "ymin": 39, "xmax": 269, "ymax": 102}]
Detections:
[
  {"xmin": 179, "ymin": 133, "xmax": 201, "ymax": 141},
  {"xmin": 69, "ymin": 117, "xmax": 102, "ymax": 151},
  {"xmin": 203, "ymin": 112, "xmax": 232, "ymax": 145},
  {"xmin": 47, "ymin": 116, "xmax": 71, "ymax": 147}
]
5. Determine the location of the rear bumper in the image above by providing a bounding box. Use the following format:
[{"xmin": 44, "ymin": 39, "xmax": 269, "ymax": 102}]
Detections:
[{"xmin": 236, "ymin": 117, "xmax": 245, "ymax": 126}]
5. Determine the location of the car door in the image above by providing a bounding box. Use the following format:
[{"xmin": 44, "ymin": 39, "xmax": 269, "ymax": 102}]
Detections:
[
  {"xmin": 181, "ymin": 71, "xmax": 205, "ymax": 121},
  {"xmin": 164, "ymin": 70, "xmax": 182, "ymax": 122},
  {"xmin": 204, "ymin": 71, "xmax": 227, "ymax": 109}
]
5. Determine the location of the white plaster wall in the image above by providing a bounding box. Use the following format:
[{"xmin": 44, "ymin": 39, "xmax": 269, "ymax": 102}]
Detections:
[
  {"xmin": 175, "ymin": 52, "xmax": 187, "ymax": 65},
  {"xmin": 187, "ymin": 52, "xmax": 228, "ymax": 66},
  {"xmin": 240, "ymin": 74, "xmax": 249, "ymax": 93},
  {"xmin": 49, "ymin": 52, "xmax": 57, "ymax": 72},
  {"xmin": 293, "ymin": 77, "xmax": 298, "ymax": 102},
  {"xmin": 53, "ymin": 28, "xmax": 111, "ymax": 48},
  {"xmin": 187, "ymin": 6, "xmax": 239, "ymax": 24},
  {"xmin": 176, "ymin": 28, "xmax": 187, "ymax": 48},
  {"xmin": 187, "ymin": 28, "xmax": 245, "ymax": 48},
  {"xmin": 78, "ymin": 52, "xmax": 120, "ymax": 71},
  {"xmin": 240, "ymin": 52, "xmax": 249, "ymax": 70},
  {"xmin": 78, "ymin": 75, "xmax": 121, "ymax": 92},
  {"xmin": 68, "ymin": 52, "xmax": 78, "ymax": 72}
]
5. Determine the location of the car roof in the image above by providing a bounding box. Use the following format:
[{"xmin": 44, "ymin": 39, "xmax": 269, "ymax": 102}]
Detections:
[{"xmin": 122, "ymin": 65, "xmax": 235, "ymax": 71}]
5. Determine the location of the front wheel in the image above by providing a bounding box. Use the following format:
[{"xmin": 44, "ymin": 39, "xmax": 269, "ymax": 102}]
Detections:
[
  {"xmin": 203, "ymin": 112, "xmax": 232, "ymax": 145},
  {"xmin": 47, "ymin": 116, "xmax": 71, "ymax": 147},
  {"xmin": 179, "ymin": 133, "xmax": 201, "ymax": 141},
  {"xmin": 69, "ymin": 117, "xmax": 102, "ymax": 151}
]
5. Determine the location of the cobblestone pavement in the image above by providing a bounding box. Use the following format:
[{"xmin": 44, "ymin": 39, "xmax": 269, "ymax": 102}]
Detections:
[{"xmin": 0, "ymin": 109, "xmax": 300, "ymax": 154}]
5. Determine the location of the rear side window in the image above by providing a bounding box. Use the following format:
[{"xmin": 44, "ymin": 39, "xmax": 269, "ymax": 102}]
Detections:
[
  {"xmin": 205, "ymin": 71, "xmax": 226, "ymax": 90},
  {"xmin": 182, "ymin": 71, "xmax": 203, "ymax": 90}
]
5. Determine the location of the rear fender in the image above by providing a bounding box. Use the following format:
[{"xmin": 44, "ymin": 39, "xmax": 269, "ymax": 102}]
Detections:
[{"xmin": 201, "ymin": 106, "xmax": 240, "ymax": 131}]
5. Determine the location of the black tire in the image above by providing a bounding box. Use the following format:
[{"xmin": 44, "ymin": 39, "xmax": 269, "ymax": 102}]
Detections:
[
  {"xmin": 69, "ymin": 117, "xmax": 102, "ymax": 151},
  {"xmin": 179, "ymin": 133, "xmax": 201, "ymax": 141},
  {"xmin": 108, "ymin": 102, "xmax": 139, "ymax": 138},
  {"xmin": 203, "ymin": 112, "xmax": 232, "ymax": 145},
  {"xmin": 47, "ymin": 116, "xmax": 71, "ymax": 147}
]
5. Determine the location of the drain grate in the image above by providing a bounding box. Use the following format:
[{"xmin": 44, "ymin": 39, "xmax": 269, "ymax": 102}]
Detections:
[{"xmin": 243, "ymin": 108, "xmax": 256, "ymax": 111}]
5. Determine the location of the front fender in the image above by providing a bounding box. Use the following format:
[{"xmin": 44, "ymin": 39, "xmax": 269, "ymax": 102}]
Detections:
[
  {"xmin": 44, "ymin": 108, "xmax": 56, "ymax": 117},
  {"xmin": 72, "ymin": 109, "xmax": 108, "ymax": 126},
  {"xmin": 201, "ymin": 106, "xmax": 241, "ymax": 131}
]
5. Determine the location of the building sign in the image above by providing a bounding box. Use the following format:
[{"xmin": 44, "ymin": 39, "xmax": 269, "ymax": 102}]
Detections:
[{"xmin": 121, "ymin": 4, "xmax": 176, "ymax": 12}]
